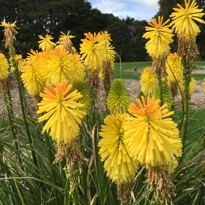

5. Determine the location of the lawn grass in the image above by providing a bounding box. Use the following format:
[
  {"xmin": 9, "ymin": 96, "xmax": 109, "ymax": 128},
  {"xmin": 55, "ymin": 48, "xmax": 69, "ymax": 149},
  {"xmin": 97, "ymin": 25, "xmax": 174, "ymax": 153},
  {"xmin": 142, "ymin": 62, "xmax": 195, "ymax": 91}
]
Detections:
[{"xmin": 114, "ymin": 61, "xmax": 205, "ymax": 80}]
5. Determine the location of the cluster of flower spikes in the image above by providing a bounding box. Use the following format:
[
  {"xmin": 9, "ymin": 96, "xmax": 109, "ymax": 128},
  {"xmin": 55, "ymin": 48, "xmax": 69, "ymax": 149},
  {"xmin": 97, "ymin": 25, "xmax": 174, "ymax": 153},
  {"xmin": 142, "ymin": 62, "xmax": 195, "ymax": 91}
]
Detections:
[
  {"xmin": 79, "ymin": 31, "xmax": 116, "ymax": 94},
  {"xmin": 99, "ymin": 79, "xmax": 138, "ymax": 203},
  {"xmin": 19, "ymin": 32, "xmax": 86, "ymax": 98},
  {"xmin": 80, "ymin": 31, "xmax": 115, "ymax": 72}
]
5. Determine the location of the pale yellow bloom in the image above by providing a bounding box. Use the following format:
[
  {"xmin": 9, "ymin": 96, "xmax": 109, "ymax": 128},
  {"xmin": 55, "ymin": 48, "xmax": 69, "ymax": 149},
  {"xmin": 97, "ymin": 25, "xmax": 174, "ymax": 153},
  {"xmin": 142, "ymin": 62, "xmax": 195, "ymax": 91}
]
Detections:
[
  {"xmin": 140, "ymin": 66, "xmax": 157, "ymax": 96},
  {"xmin": 37, "ymin": 80, "xmax": 86, "ymax": 145},
  {"xmin": 170, "ymin": 0, "xmax": 205, "ymax": 41},
  {"xmin": 179, "ymin": 77, "xmax": 196, "ymax": 96},
  {"xmin": 124, "ymin": 96, "xmax": 182, "ymax": 168},
  {"xmin": 80, "ymin": 32, "xmax": 105, "ymax": 70},
  {"xmin": 21, "ymin": 50, "xmax": 47, "ymax": 96},
  {"xmin": 45, "ymin": 48, "xmax": 85, "ymax": 85},
  {"xmin": 98, "ymin": 113, "xmax": 138, "ymax": 184},
  {"xmin": 99, "ymin": 31, "xmax": 116, "ymax": 62},
  {"xmin": 38, "ymin": 34, "xmax": 56, "ymax": 51},
  {"xmin": 166, "ymin": 53, "xmax": 183, "ymax": 85},
  {"xmin": 142, "ymin": 16, "xmax": 174, "ymax": 59}
]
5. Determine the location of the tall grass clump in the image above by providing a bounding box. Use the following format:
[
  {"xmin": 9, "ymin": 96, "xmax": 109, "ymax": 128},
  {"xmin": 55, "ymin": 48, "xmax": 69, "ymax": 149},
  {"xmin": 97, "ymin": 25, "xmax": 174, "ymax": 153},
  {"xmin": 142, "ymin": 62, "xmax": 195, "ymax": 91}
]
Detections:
[{"xmin": 1, "ymin": 1, "xmax": 205, "ymax": 204}]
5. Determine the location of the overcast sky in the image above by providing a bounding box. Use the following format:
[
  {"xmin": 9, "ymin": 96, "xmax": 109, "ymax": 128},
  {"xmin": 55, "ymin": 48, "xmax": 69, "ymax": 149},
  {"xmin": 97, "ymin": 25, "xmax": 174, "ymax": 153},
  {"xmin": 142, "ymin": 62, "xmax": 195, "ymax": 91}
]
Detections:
[{"xmin": 89, "ymin": 0, "xmax": 159, "ymax": 21}]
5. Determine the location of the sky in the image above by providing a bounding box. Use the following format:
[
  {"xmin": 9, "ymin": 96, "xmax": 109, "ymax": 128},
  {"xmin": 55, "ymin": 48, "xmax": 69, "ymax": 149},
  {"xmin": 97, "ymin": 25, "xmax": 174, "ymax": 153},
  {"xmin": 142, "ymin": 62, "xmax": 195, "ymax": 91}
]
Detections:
[{"xmin": 88, "ymin": 0, "xmax": 159, "ymax": 22}]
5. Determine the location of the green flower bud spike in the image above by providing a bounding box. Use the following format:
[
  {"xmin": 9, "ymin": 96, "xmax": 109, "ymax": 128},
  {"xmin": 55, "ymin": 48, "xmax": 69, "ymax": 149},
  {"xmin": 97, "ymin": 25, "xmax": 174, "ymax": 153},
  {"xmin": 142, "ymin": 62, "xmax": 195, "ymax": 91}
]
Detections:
[{"xmin": 106, "ymin": 79, "xmax": 130, "ymax": 115}]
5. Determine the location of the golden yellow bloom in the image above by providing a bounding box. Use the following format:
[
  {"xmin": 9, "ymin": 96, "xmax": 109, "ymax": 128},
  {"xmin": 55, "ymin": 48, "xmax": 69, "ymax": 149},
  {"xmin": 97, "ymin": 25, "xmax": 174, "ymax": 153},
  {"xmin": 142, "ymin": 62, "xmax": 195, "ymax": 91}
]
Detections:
[
  {"xmin": 21, "ymin": 50, "xmax": 47, "ymax": 96},
  {"xmin": 142, "ymin": 16, "xmax": 174, "ymax": 59},
  {"xmin": 11, "ymin": 54, "xmax": 24, "ymax": 71},
  {"xmin": 140, "ymin": 66, "xmax": 157, "ymax": 96},
  {"xmin": 45, "ymin": 48, "xmax": 85, "ymax": 85},
  {"xmin": 56, "ymin": 31, "xmax": 76, "ymax": 53},
  {"xmin": 124, "ymin": 96, "xmax": 182, "ymax": 167},
  {"xmin": 0, "ymin": 20, "xmax": 18, "ymax": 48},
  {"xmin": 170, "ymin": 0, "xmax": 205, "ymax": 41},
  {"xmin": 0, "ymin": 53, "xmax": 9, "ymax": 80},
  {"xmin": 37, "ymin": 80, "xmax": 86, "ymax": 145},
  {"xmin": 98, "ymin": 113, "xmax": 138, "ymax": 184},
  {"xmin": 166, "ymin": 53, "xmax": 183, "ymax": 84},
  {"xmin": 179, "ymin": 77, "xmax": 196, "ymax": 96},
  {"xmin": 107, "ymin": 79, "xmax": 130, "ymax": 115},
  {"xmin": 80, "ymin": 32, "xmax": 105, "ymax": 70},
  {"xmin": 99, "ymin": 31, "xmax": 116, "ymax": 62},
  {"xmin": 38, "ymin": 34, "xmax": 56, "ymax": 51}
]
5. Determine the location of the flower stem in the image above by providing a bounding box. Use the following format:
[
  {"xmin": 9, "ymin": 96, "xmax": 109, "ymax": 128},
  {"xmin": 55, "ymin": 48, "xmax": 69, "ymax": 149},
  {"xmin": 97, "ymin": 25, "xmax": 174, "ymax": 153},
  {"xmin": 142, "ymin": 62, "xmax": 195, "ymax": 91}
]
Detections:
[
  {"xmin": 179, "ymin": 60, "xmax": 192, "ymax": 163},
  {"xmin": 9, "ymin": 44, "xmax": 39, "ymax": 168},
  {"xmin": 3, "ymin": 79, "xmax": 23, "ymax": 166},
  {"xmin": 156, "ymin": 68, "xmax": 164, "ymax": 106},
  {"xmin": 44, "ymin": 132, "xmax": 61, "ymax": 205}
]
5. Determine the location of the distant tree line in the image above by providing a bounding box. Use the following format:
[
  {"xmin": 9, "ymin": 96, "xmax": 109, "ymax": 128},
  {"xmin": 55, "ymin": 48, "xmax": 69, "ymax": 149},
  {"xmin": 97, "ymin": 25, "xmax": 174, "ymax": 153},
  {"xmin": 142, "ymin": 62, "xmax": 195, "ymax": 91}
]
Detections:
[{"xmin": 0, "ymin": 0, "xmax": 204, "ymax": 61}]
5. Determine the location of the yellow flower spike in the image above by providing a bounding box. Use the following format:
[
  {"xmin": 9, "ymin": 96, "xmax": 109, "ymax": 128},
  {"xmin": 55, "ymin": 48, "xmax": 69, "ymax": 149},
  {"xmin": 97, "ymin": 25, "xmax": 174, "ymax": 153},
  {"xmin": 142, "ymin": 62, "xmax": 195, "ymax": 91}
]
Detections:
[
  {"xmin": 11, "ymin": 54, "xmax": 24, "ymax": 72},
  {"xmin": 142, "ymin": 16, "xmax": 174, "ymax": 60},
  {"xmin": 124, "ymin": 96, "xmax": 182, "ymax": 168},
  {"xmin": 98, "ymin": 113, "xmax": 139, "ymax": 185},
  {"xmin": 140, "ymin": 66, "xmax": 157, "ymax": 96},
  {"xmin": 37, "ymin": 80, "xmax": 86, "ymax": 145},
  {"xmin": 20, "ymin": 50, "xmax": 47, "ymax": 97},
  {"xmin": 0, "ymin": 53, "xmax": 9, "ymax": 80},
  {"xmin": 45, "ymin": 48, "xmax": 85, "ymax": 85},
  {"xmin": 80, "ymin": 32, "xmax": 105, "ymax": 70},
  {"xmin": 170, "ymin": 0, "xmax": 205, "ymax": 41},
  {"xmin": 38, "ymin": 34, "xmax": 56, "ymax": 51},
  {"xmin": 179, "ymin": 77, "xmax": 196, "ymax": 96},
  {"xmin": 166, "ymin": 53, "xmax": 183, "ymax": 85}
]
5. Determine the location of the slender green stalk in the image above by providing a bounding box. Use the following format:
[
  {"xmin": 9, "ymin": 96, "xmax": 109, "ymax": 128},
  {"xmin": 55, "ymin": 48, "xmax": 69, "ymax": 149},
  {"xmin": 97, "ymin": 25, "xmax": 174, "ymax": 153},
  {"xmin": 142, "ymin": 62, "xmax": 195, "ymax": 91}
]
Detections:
[
  {"xmin": 179, "ymin": 60, "xmax": 192, "ymax": 163},
  {"xmin": 44, "ymin": 132, "xmax": 60, "ymax": 205},
  {"xmin": 9, "ymin": 44, "xmax": 39, "ymax": 168},
  {"xmin": 8, "ymin": 160, "xmax": 26, "ymax": 205},
  {"xmin": 63, "ymin": 179, "xmax": 70, "ymax": 205},
  {"xmin": 157, "ymin": 72, "xmax": 164, "ymax": 106},
  {"xmin": 3, "ymin": 79, "xmax": 23, "ymax": 166}
]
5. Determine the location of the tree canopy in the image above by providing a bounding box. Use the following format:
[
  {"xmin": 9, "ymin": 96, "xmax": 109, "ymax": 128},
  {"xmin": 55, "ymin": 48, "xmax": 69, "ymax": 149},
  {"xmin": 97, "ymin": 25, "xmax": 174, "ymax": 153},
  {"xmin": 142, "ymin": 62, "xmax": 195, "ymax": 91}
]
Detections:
[{"xmin": 0, "ymin": 0, "xmax": 204, "ymax": 61}]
